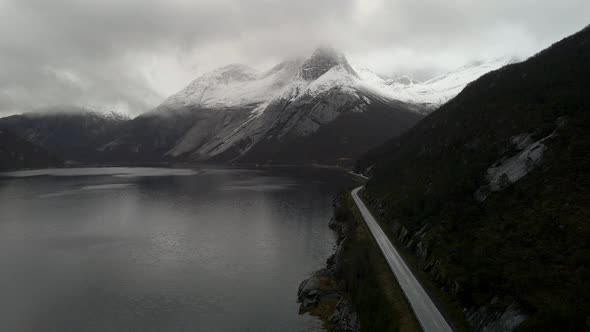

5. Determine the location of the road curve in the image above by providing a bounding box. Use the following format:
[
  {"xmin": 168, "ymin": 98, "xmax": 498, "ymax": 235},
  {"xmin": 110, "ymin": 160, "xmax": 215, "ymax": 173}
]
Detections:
[{"xmin": 351, "ymin": 187, "xmax": 453, "ymax": 332}]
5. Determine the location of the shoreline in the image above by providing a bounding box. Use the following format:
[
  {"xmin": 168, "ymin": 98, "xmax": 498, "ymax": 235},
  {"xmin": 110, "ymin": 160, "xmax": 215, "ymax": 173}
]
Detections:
[
  {"xmin": 297, "ymin": 194, "xmax": 361, "ymax": 332},
  {"xmin": 0, "ymin": 161, "xmax": 354, "ymax": 173},
  {"xmin": 297, "ymin": 191, "xmax": 422, "ymax": 331}
]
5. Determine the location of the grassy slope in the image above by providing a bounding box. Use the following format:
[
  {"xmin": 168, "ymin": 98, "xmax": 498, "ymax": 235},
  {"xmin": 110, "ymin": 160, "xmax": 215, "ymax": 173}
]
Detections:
[{"xmin": 358, "ymin": 25, "xmax": 590, "ymax": 330}]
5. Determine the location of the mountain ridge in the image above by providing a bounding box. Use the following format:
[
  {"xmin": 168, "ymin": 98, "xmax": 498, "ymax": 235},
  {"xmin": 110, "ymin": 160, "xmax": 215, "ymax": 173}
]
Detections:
[
  {"xmin": 357, "ymin": 57, "xmax": 516, "ymax": 110},
  {"xmin": 144, "ymin": 47, "xmax": 426, "ymax": 164},
  {"xmin": 0, "ymin": 47, "xmax": 512, "ymax": 167}
]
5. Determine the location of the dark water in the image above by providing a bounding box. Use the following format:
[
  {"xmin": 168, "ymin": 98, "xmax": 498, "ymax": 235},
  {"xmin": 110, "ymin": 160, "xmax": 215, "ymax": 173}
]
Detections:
[{"xmin": 0, "ymin": 167, "xmax": 353, "ymax": 332}]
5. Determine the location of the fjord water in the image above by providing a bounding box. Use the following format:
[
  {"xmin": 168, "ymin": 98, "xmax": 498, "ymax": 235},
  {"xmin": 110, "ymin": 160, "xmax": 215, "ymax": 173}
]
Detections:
[{"xmin": 0, "ymin": 167, "xmax": 352, "ymax": 331}]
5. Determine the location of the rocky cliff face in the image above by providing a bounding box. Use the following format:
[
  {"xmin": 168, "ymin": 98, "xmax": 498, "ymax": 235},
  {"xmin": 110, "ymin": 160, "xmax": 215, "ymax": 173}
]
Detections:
[{"xmin": 298, "ymin": 47, "xmax": 357, "ymax": 81}]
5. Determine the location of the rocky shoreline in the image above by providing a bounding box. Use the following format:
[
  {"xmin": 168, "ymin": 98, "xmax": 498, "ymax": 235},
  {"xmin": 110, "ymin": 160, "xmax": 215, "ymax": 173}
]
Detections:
[{"xmin": 297, "ymin": 197, "xmax": 361, "ymax": 332}]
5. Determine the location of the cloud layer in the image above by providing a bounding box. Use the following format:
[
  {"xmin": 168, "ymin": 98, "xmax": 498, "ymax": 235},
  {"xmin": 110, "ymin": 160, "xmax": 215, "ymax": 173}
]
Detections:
[{"xmin": 1, "ymin": 0, "xmax": 588, "ymax": 116}]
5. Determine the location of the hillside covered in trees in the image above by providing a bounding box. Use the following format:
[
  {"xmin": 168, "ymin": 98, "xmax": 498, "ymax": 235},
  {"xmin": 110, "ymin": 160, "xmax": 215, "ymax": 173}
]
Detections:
[
  {"xmin": 0, "ymin": 129, "xmax": 61, "ymax": 170},
  {"xmin": 357, "ymin": 25, "xmax": 590, "ymax": 330}
]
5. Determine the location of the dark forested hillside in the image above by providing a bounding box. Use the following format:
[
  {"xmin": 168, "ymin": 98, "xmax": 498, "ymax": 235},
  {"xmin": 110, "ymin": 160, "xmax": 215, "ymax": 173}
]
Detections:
[
  {"xmin": 0, "ymin": 111, "xmax": 128, "ymax": 163},
  {"xmin": 357, "ymin": 25, "xmax": 590, "ymax": 330},
  {"xmin": 0, "ymin": 129, "xmax": 61, "ymax": 170}
]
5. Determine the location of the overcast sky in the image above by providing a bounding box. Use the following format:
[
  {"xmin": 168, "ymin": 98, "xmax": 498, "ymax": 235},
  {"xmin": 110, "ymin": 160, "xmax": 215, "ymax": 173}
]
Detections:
[{"xmin": 0, "ymin": 0, "xmax": 588, "ymax": 117}]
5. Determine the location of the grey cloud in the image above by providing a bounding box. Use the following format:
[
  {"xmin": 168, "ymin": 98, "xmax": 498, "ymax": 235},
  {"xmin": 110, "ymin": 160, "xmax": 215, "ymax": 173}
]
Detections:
[{"xmin": 0, "ymin": 0, "xmax": 588, "ymax": 117}]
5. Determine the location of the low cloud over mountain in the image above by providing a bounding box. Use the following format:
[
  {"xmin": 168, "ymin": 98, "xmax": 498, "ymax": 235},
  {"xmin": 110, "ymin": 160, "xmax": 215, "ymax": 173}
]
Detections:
[{"xmin": 1, "ymin": 0, "xmax": 588, "ymax": 116}]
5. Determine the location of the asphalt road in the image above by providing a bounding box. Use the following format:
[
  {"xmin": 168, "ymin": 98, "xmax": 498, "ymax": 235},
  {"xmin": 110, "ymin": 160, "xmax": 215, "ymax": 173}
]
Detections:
[{"xmin": 351, "ymin": 186, "xmax": 453, "ymax": 332}]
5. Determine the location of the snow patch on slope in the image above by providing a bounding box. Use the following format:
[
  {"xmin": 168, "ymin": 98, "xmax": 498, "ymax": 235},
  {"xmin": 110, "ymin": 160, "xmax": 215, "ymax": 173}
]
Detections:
[
  {"xmin": 161, "ymin": 61, "xmax": 301, "ymax": 115},
  {"xmin": 304, "ymin": 66, "xmax": 358, "ymax": 97}
]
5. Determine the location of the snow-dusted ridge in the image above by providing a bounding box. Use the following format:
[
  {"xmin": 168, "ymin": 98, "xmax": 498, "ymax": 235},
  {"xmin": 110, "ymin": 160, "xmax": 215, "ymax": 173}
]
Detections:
[
  {"xmin": 160, "ymin": 60, "xmax": 301, "ymax": 114},
  {"xmin": 155, "ymin": 48, "xmax": 513, "ymax": 161},
  {"xmin": 160, "ymin": 48, "xmax": 370, "ymax": 159},
  {"xmin": 356, "ymin": 57, "xmax": 516, "ymax": 109},
  {"xmin": 25, "ymin": 105, "xmax": 130, "ymax": 122},
  {"xmin": 0, "ymin": 47, "xmax": 515, "ymax": 166},
  {"xmin": 161, "ymin": 52, "xmax": 514, "ymax": 119},
  {"xmin": 158, "ymin": 47, "xmax": 362, "ymax": 117}
]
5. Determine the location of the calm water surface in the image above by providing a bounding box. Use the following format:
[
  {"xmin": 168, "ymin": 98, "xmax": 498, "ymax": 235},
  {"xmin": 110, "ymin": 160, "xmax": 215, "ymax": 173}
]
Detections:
[{"xmin": 0, "ymin": 167, "xmax": 353, "ymax": 332}]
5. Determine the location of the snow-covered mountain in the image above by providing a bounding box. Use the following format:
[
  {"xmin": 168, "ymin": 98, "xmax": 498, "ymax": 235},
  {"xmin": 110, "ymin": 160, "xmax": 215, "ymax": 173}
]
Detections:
[
  {"xmin": 100, "ymin": 48, "xmax": 513, "ymax": 165},
  {"xmin": 161, "ymin": 61, "xmax": 301, "ymax": 116},
  {"xmin": 147, "ymin": 47, "xmax": 424, "ymax": 164},
  {"xmin": 0, "ymin": 48, "xmax": 514, "ymax": 166},
  {"xmin": 357, "ymin": 57, "xmax": 515, "ymax": 110}
]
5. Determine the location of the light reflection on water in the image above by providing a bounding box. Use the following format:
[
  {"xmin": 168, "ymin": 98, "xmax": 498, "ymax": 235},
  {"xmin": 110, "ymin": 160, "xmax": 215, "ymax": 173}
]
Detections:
[
  {"xmin": 0, "ymin": 167, "xmax": 199, "ymax": 178},
  {"xmin": 0, "ymin": 167, "xmax": 351, "ymax": 332}
]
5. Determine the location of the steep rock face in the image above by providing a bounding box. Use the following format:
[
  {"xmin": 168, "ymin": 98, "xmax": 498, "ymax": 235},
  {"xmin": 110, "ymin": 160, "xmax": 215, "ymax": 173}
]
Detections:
[
  {"xmin": 159, "ymin": 47, "xmax": 425, "ymax": 165},
  {"xmin": 141, "ymin": 58, "xmax": 304, "ymax": 160},
  {"xmin": 466, "ymin": 300, "xmax": 528, "ymax": 332},
  {"xmin": 236, "ymin": 90, "xmax": 422, "ymax": 165},
  {"xmin": 298, "ymin": 46, "xmax": 357, "ymax": 80}
]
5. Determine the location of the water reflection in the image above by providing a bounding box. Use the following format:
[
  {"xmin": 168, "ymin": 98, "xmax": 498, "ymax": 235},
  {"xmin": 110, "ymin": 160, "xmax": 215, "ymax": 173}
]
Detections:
[{"xmin": 0, "ymin": 167, "xmax": 352, "ymax": 332}]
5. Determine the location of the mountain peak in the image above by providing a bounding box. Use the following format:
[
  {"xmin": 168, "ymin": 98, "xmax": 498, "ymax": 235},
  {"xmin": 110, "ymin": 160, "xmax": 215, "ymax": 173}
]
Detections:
[
  {"xmin": 299, "ymin": 46, "xmax": 357, "ymax": 80},
  {"xmin": 310, "ymin": 46, "xmax": 342, "ymax": 59}
]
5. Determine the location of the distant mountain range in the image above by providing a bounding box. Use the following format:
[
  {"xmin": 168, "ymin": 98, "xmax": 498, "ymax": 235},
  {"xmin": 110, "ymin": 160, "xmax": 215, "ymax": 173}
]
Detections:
[
  {"xmin": 0, "ymin": 47, "xmax": 509, "ymax": 168},
  {"xmin": 357, "ymin": 57, "xmax": 515, "ymax": 109}
]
